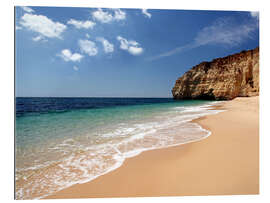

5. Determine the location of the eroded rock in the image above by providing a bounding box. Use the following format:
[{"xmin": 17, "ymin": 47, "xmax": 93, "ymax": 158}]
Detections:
[{"xmin": 172, "ymin": 47, "xmax": 259, "ymax": 100}]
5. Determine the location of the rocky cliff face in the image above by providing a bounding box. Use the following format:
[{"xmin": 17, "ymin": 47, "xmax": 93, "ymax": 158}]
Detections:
[{"xmin": 172, "ymin": 47, "xmax": 259, "ymax": 100}]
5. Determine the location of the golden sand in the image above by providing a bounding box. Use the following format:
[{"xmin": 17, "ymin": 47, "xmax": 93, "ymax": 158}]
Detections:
[{"xmin": 45, "ymin": 96, "xmax": 259, "ymax": 199}]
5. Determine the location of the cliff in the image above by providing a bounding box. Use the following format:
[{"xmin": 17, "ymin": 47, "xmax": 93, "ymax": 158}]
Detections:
[{"xmin": 172, "ymin": 47, "xmax": 259, "ymax": 100}]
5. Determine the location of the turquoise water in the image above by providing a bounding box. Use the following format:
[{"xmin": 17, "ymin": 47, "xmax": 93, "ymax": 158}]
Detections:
[{"xmin": 15, "ymin": 98, "xmax": 223, "ymax": 199}]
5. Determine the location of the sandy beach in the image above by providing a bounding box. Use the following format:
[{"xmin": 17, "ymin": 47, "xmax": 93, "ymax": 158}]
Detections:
[{"xmin": 46, "ymin": 96, "xmax": 259, "ymax": 199}]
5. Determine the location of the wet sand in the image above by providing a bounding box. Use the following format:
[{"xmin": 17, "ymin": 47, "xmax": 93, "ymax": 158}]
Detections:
[{"xmin": 46, "ymin": 96, "xmax": 259, "ymax": 199}]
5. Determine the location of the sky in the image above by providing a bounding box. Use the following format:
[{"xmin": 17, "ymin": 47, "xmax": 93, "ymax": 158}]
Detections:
[{"xmin": 15, "ymin": 6, "xmax": 259, "ymax": 97}]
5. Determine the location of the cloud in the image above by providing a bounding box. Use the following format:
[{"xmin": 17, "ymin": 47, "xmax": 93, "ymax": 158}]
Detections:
[
  {"xmin": 73, "ymin": 66, "xmax": 79, "ymax": 71},
  {"xmin": 250, "ymin": 11, "xmax": 259, "ymax": 19},
  {"xmin": 58, "ymin": 49, "xmax": 84, "ymax": 62},
  {"xmin": 194, "ymin": 18, "xmax": 257, "ymax": 46},
  {"xmin": 85, "ymin": 33, "xmax": 90, "ymax": 38},
  {"xmin": 96, "ymin": 37, "xmax": 114, "ymax": 53},
  {"xmin": 128, "ymin": 46, "xmax": 144, "ymax": 55},
  {"xmin": 21, "ymin": 6, "xmax": 34, "ymax": 13},
  {"xmin": 92, "ymin": 8, "xmax": 126, "ymax": 23},
  {"xmin": 67, "ymin": 19, "xmax": 96, "ymax": 29},
  {"xmin": 142, "ymin": 9, "xmax": 151, "ymax": 18},
  {"xmin": 20, "ymin": 13, "xmax": 67, "ymax": 39},
  {"xmin": 92, "ymin": 8, "xmax": 113, "ymax": 23},
  {"xmin": 113, "ymin": 8, "xmax": 126, "ymax": 21},
  {"xmin": 148, "ymin": 17, "xmax": 258, "ymax": 61},
  {"xmin": 16, "ymin": 26, "xmax": 22, "ymax": 30},
  {"xmin": 32, "ymin": 35, "xmax": 46, "ymax": 42},
  {"xmin": 78, "ymin": 39, "xmax": 98, "ymax": 56},
  {"xmin": 117, "ymin": 36, "xmax": 143, "ymax": 55}
]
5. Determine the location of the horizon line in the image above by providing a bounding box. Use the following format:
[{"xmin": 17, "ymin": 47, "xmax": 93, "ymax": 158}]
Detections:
[{"xmin": 15, "ymin": 96, "xmax": 174, "ymax": 98}]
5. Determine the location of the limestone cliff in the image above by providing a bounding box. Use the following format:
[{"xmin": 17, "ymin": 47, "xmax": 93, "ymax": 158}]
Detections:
[{"xmin": 172, "ymin": 47, "xmax": 259, "ymax": 100}]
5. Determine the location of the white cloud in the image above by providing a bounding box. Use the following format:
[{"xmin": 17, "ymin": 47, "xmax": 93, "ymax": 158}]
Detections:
[
  {"xmin": 128, "ymin": 46, "xmax": 144, "ymax": 55},
  {"xmin": 86, "ymin": 33, "xmax": 90, "ymax": 38},
  {"xmin": 142, "ymin": 9, "xmax": 151, "ymax": 18},
  {"xmin": 92, "ymin": 8, "xmax": 113, "ymax": 23},
  {"xmin": 78, "ymin": 39, "xmax": 98, "ymax": 56},
  {"xmin": 96, "ymin": 37, "xmax": 114, "ymax": 53},
  {"xmin": 92, "ymin": 8, "xmax": 126, "ymax": 23},
  {"xmin": 67, "ymin": 19, "xmax": 96, "ymax": 29},
  {"xmin": 21, "ymin": 6, "xmax": 34, "ymax": 13},
  {"xmin": 117, "ymin": 36, "xmax": 129, "ymax": 50},
  {"xmin": 117, "ymin": 36, "xmax": 143, "ymax": 55},
  {"xmin": 16, "ymin": 26, "xmax": 22, "ymax": 30},
  {"xmin": 194, "ymin": 18, "xmax": 257, "ymax": 46},
  {"xmin": 32, "ymin": 35, "xmax": 45, "ymax": 42},
  {"xmin": 113, "ymin": 9, "xmax": 126, "ymax": 21},
  {"xmin": 20, "ymin": 13, "xmax": 67, "ymax": 39},
  {"xmin": 148, "ymin": 17, "xmax": 258, "ymax": 61},
  {"xmin": 58, "ymin": 49, "xmax": 84, "ymax": 62},
  {"xmin": 250, "ymin": 11, "xmax": 259, "ymax": 19},
  {"xmin": 73, "ymin": 66, "xmax": 79, "ymax": 71}
]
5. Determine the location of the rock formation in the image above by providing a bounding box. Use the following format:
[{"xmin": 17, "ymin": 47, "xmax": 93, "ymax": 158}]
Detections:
[{"xmin": 172, "ymin": 47, "xmax": 259, "ymax": 100}]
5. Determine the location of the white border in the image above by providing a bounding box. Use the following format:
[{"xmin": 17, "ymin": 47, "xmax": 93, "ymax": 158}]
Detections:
[{"xmin": 1, "ymin": 0, "xmax": 269, "ymax": 202}]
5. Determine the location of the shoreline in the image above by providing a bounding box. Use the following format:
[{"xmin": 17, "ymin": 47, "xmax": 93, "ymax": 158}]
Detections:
[{"xmin": 45, "ymin": 96, "xmax": 259, "ymax": 199}]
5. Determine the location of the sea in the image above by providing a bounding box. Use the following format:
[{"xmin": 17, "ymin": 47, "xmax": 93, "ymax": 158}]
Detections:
[{"xmin": 15, "ymin": 97, "xmax": 223, "ymax": 199}]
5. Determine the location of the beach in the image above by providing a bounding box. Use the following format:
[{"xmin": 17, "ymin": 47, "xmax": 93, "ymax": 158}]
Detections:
[{"xmin": 46, "ymin": 96, "xmax": 259, "ymax": 199}]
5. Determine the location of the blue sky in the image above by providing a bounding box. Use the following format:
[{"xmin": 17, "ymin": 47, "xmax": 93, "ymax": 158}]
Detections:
[{"xmin": 15, "ymin": 6, "xmax": 259, "ymax": 97}]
